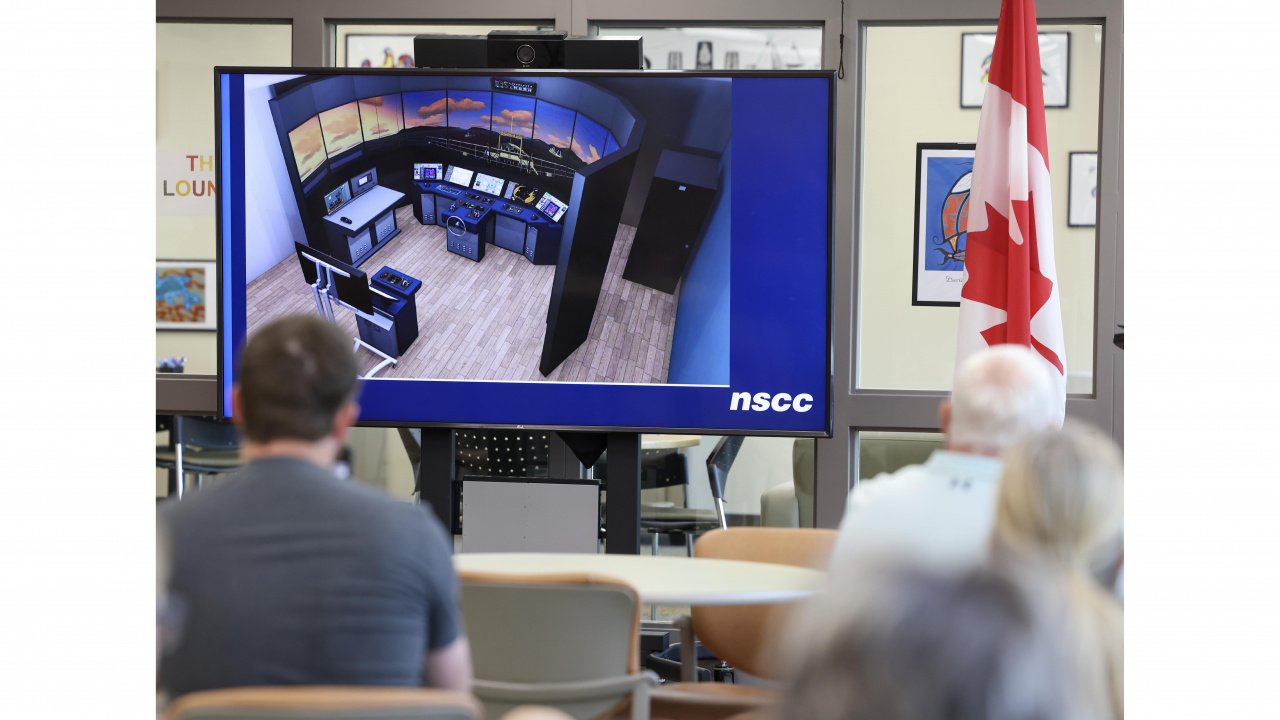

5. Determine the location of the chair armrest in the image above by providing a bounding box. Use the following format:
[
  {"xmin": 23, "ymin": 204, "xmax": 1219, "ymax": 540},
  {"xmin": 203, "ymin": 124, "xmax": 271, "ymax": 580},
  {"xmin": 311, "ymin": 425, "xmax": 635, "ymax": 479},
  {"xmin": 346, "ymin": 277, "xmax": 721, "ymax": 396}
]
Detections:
[
  {"xmin": 472, "ymin": 672, "xmax": 656, "ymax": 703},
  {"xmin": 759, "ymin": 483, "xmax": 799, "ymax": 528}
]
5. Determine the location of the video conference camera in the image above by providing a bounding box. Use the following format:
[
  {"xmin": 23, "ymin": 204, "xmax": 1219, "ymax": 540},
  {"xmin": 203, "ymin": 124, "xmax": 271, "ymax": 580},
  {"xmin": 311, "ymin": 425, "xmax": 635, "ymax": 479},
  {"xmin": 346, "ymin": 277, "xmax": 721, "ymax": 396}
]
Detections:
[{"xmin": 414, "ymin": 30, "xmax": 642, "ymax": 70}]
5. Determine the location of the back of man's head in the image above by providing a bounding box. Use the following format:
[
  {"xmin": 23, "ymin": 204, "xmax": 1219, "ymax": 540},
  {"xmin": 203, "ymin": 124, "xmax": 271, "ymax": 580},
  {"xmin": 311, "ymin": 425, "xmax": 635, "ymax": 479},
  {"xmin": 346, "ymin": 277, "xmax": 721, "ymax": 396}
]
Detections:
[
  {"xmin": 237, "ymin": 314, "xmax": 358, "ymax": 443},
  {"xmin": 948, "ymin": 345, "xmax": 1058, "ymax": 453}
]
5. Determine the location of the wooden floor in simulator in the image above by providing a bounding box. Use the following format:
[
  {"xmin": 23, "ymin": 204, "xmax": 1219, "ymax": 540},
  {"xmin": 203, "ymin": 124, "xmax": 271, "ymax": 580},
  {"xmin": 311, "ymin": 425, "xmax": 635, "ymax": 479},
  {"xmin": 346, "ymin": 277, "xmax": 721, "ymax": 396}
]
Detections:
[{"xmin": 246, "ymin": 206, "xmax": 677, "ymax": 383}]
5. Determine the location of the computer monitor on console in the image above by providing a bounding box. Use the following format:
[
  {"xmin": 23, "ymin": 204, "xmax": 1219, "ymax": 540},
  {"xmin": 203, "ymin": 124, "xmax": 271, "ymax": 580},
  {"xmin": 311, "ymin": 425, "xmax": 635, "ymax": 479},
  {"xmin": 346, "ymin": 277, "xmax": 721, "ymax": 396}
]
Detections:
[{"xmin": 444, "ymin": 165, "xmax": 474, "ymax": 187}]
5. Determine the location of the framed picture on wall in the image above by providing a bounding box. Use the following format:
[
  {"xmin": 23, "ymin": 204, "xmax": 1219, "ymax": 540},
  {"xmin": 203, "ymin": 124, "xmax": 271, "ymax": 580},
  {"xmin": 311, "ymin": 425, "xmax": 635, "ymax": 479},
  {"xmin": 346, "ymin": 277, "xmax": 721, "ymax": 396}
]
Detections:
[
  {"xmin": 1068, "ymin": 151, "xmax": 1098, "ymax": 227},
  {"xmin": 960, "ymin": 31, "xmax": 1070, "ymax": 108},
  {"xmin": 913, "ymin": 143, "xmax": 976, "ymax": 307},
  {"xmin": 345, "ymin": 34, "xmax": 417, "ymax": 68},
  {"xmin": 157, "ymin": 260, "xmax": 216, "ymax": 331}
]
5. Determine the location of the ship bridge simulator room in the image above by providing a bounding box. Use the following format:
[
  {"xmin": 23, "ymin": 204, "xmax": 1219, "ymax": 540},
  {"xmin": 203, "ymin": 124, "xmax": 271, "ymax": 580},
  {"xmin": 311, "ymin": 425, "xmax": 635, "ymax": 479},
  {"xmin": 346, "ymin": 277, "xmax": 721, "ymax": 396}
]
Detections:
[{"xmin": 246, "ymin": 72, "xmax": 732, "ymax": 385}]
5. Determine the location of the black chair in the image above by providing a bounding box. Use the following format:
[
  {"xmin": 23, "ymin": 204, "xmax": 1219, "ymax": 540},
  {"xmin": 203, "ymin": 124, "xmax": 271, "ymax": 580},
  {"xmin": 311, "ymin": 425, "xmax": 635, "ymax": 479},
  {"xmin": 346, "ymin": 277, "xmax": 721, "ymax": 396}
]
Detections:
[
  {"xmin": 598, "ymin": 437, "xmax": 745, "ymax": 555},
  {"xmin": 156, "ymin": 415, "xmax": 241, "ymax": 499}
]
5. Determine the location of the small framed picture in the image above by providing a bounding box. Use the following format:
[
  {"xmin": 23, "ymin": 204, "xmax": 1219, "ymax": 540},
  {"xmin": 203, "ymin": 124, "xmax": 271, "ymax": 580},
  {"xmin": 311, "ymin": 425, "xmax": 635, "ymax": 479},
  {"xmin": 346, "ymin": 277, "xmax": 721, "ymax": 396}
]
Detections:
[
  {"xmin": 1068, "ymin": 151, "xmax": 1098, "ymax": 227},
  {"xmin": 157, "ymin": 260, "xmax": 217, "ymax": 331},
  {"xmin": 960, "ymin": 31, "xmax": 1070, "ymax": 109},
  {"xmin": 345, "ymin": 34, "xmax": 416, "ymax": 68},
  {"xmin": 913, "ymin": 143, "xmax": 976, "ymax": 307}
]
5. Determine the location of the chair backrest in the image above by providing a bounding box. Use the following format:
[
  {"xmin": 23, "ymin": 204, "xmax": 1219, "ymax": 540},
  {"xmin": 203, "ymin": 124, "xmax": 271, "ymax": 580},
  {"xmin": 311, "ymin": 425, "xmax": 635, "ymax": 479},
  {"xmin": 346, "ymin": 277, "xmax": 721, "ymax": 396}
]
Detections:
[
  {"xmin": 459, "ymin": 572, "xmax": 640, "ymax": 718},
  {"xmin": 640, "ymin": 448, "xmax": 688, "ymax": 491},
  {"xmin": 690, "ymin": 528, "xmax": 837, "ymax": 680},
  {"xmin": 857, "ymin": 431, "xmax": 944, "ymax": 481},
  {"xmin": 791, "ymin": 439, "xmax": 816, "ymax": 528},
  {"xmin": 164, "ymin": 686, "xmax": 481, "ymax": 720},
  {"xmin": 705, "ymin": 436, "xmax": 744, "ymax": 502}
]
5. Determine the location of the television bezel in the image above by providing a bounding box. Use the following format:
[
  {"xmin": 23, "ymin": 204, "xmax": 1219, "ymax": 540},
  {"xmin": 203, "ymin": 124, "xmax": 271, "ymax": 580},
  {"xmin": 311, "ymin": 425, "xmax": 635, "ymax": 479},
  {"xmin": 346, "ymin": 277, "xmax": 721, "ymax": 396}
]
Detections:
[{"xmin": 215, "ymin": 67, "xmax": 835, "ymax": 438}]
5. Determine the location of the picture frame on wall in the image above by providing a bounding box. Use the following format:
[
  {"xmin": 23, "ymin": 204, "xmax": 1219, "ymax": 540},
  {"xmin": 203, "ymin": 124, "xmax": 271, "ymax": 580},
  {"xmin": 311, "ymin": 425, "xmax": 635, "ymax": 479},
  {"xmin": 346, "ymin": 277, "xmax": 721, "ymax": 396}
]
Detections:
[
  {"xmin": 913, "ymin": 143, "xmax": 976, "ymax": 307},
  {"xmin": 1068, "ymin": 151, "xmax": 1098, "ymax": 227},
  {"xmin": 960, "ymin": 31, "xmax": 1070, "ymax": 109},
  {"xmin": 157, "ymin": 260, "xmax": 216, "ymax": 331},
  {"xmin": 345, "ymin": 34, "xmax": 417, "ymax": 68}
]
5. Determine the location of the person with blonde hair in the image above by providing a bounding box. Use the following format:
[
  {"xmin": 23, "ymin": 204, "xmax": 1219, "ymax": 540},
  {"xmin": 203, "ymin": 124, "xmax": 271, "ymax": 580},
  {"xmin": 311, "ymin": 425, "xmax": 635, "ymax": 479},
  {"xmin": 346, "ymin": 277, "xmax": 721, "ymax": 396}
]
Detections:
[{"xmin": 992, "ymin": 424, "xmax": 1124, "ymax": 720}]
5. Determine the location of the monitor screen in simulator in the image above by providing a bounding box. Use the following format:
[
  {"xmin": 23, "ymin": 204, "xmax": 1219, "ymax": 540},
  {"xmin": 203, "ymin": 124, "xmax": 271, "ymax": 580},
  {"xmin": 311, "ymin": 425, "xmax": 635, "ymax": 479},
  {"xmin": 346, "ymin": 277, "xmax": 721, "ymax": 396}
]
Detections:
[
  {"xmin": 323, "ymin": 184, "xmax": 351, "ymax": 215},
  {"xmin": 414, "ymin": 162, "xmax": 443, "ymax": 181},
  {"xmin": 444, "ymin": 165, "xmax": 474, "ymax": 187},
  {"xmin": 472, "ymin": 172, "xmax": 505, "ymax": 196},
  {"xmin": 505, "ymin": 183, "xmax": 541, "ymax": 205},
  {"xmin": 217, "ymin": 69, "xmax": 834, "ymax": 435},
  {"xmin": 535, "ymin": 191, "xmax": 568, "ymax": 222}
]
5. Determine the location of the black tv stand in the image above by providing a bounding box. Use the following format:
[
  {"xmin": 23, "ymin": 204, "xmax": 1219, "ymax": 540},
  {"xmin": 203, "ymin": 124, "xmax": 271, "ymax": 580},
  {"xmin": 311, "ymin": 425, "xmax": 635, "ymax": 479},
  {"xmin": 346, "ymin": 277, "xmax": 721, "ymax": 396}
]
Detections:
[{"xmin": 418, "ymin": 429, "xmax": 642, "ymax": 554}]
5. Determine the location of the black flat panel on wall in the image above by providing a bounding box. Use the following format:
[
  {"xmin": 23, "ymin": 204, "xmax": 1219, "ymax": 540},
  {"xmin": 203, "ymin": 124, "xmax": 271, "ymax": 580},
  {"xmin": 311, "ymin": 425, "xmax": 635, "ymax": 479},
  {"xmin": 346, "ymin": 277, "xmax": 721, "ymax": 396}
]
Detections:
[
  {"xmin": 623, "ymin": 150, "xmax": 720, "ymax": 294},
  {"xmin": 539, "ymin": 149, "xmax": 639, "ymax": 376}
]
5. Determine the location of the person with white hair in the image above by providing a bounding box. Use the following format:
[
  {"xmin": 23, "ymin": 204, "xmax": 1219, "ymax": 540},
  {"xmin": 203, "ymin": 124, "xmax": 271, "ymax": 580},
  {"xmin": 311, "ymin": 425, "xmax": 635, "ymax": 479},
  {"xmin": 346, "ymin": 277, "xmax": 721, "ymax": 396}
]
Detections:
[{"xmin": 828, "ymin": 344, "xmax": 1059, "ymax": 572}]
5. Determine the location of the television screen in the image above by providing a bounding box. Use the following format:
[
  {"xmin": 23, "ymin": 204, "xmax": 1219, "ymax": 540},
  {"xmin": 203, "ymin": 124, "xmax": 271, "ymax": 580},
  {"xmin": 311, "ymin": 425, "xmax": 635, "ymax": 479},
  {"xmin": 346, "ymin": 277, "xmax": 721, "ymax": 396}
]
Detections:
[
  {"xmin": 323, "ymin": 183, "xmax": 351, "ymax": 215},
  {"xmin": 414, "ymin": 163, "xmax": 443, "ymax": 181},
  {"xmin": 472, "ymin": 172, "xmax": 505, "ymax": 196},
  {"xmin": 217, "ymin": 69, "xmax": 833, "ymax": 435},
  {"xmin": 444, "ymin": 165, "xmax": 474, "ymax": 187}
]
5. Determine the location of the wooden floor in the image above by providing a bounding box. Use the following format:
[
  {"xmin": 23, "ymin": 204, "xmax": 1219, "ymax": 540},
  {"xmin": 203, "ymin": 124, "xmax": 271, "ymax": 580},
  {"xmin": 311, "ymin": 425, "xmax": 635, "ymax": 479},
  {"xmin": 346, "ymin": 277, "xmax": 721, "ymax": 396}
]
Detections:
[{"xmin": 246, "ymin": 206, "xmax": 677, "ymax": 383}]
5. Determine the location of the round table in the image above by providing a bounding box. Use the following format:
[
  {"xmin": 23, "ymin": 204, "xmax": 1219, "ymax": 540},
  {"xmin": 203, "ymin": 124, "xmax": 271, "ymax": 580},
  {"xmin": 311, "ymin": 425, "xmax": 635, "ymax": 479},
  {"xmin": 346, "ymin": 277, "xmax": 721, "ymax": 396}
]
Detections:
[
  {"xmin": 640, "ymin": 435, "xmax": 702, "ymax": 450},
  {"xmin": 453, "ymin": 552, "xmax": 825, "ymax": 606}
]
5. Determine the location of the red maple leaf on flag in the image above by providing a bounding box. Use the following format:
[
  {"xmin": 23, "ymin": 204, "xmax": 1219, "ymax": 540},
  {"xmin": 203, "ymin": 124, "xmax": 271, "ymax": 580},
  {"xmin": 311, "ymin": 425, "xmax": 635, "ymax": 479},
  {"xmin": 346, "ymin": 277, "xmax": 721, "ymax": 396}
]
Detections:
[{"xmin": 960, "ymin": 192, "xmax": 1064, "ymax": 373}]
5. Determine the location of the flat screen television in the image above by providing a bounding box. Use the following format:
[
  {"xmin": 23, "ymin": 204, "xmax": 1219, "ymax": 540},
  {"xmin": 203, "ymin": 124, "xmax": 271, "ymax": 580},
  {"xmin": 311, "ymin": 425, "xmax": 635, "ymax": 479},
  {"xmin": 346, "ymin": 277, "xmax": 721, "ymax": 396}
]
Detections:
[{"xmin": 217, "ymin": 68, "xmax": 833, "ymax": 435}]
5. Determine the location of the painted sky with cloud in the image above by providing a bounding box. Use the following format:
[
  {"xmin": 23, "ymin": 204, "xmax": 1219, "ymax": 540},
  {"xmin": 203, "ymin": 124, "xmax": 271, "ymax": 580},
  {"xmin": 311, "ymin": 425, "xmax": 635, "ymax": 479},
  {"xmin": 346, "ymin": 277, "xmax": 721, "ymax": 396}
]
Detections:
[
  {"xmin": 403, "ymin": 90, "xmax": 446, "ymax": 128},
  {"xmin": 446, "ymin": 91, "xmax": 490, "ymax": 130},
  {"xmin": 289, "ymin": 116, "xmax": 325, "ymax": 180},
  {"xmin": 319, "ymin": 102, "xmax": 362, "ymax": 157},
  {"xmin": 571, "ymin": 113, "xmax": 609, "ymax": 164},
  {"xmin": 533, "ymin": 100, "xmax": 575, "ymax": 148},
  {"xmin": 359, "ymin": 94, "xmax": 403, "ymax": 139},
  {"xmin": 488, "ymin": 93, "xmax": 538, "ymax": 139}
]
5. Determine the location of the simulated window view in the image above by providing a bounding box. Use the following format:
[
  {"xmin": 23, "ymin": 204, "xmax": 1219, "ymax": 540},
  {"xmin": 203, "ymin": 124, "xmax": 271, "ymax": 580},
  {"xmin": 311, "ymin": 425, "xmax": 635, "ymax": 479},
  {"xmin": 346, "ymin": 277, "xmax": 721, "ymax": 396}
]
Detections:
[{"xmin": 242, "ymin": 73, "xmax": 734, "ymax": 384}]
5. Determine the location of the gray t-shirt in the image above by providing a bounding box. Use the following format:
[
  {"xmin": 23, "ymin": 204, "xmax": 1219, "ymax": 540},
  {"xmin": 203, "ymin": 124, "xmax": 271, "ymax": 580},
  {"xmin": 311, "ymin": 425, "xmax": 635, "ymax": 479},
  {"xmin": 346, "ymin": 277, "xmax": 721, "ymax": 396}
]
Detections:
[{"xmin": 159, "ymin": 457, "xmax": 461, "ymax": 698}]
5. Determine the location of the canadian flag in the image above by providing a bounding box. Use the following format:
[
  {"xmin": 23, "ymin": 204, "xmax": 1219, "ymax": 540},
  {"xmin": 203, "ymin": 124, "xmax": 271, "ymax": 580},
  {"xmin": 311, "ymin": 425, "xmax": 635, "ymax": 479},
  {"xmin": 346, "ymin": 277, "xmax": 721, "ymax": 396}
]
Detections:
[{"xmin": 957, "ymin": 0, "xmax": 1067, "ymax": 419}]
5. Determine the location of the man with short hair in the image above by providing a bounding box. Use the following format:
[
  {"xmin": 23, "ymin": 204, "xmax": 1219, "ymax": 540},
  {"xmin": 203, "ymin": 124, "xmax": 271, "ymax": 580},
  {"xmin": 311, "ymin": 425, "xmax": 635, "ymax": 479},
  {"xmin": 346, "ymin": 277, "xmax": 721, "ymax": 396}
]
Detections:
[
  {"xmin": 828, "ymin": 344, "xmax": 1059, "ymax": 572},
  {"xmin": 160, "ymin": 315, "xmax": 471, "ymax": 699}
]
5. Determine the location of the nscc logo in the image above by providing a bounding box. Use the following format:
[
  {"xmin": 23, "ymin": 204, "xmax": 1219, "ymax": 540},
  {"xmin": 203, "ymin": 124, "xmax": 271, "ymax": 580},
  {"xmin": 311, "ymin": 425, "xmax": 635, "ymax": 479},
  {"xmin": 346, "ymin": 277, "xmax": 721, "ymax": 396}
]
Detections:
[{"xmin": 730, "ymin": 391, "xmax": 815, "ymax": 412}]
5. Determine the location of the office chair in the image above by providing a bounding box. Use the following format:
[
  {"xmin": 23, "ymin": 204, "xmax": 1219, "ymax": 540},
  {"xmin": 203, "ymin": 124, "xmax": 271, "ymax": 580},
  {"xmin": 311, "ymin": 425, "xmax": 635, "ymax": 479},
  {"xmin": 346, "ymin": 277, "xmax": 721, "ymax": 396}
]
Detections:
[
  {"xmin": 156, "ymin": 416, "xmax": 241, "ymax": 500},
  {"xmin": 459, "ymin": 571, "xmax": 658, "ymax": 720},
  {"xmin": 615, "ymin": 437, "xmax": 744, "ymax": 556},
  {"xmin": 653, "ymin": 528, "xmax": 838, "ymax": 720}
]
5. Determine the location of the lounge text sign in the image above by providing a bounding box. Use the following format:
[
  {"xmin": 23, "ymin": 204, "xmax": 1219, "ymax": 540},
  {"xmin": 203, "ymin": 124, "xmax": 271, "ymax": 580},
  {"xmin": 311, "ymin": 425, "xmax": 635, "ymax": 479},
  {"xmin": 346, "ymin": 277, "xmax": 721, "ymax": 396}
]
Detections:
[{"xmin": 158, "ymin": 149, "xmax": 217, "ymax": 216}]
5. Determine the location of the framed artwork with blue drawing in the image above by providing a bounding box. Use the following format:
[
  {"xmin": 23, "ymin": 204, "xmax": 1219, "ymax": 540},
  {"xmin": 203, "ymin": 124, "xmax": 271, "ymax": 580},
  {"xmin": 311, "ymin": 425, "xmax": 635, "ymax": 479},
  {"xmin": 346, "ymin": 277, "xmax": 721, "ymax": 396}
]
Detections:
[
  {"xmin": 157, "ymin": 260, "xmax": 216, "ymax": 330},
  {"xmin": 1068, "ymin": 151, "xmax": 1098, "ymax": 227},
  {"xmin": 912, "ymin": 143, "xmax": 975, "ymax": 307}
]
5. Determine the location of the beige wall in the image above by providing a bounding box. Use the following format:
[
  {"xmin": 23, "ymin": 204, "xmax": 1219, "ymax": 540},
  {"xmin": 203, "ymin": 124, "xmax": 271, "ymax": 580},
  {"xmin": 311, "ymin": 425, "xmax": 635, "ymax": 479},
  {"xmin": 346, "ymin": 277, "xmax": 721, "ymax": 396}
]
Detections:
[
  {"xmin": 857, "ymin": 24, "xmax": 1101, "ymax": 393},
  {"xmin": 156, "ymin": 23, "xmax": 292, "ymax": 374}
]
